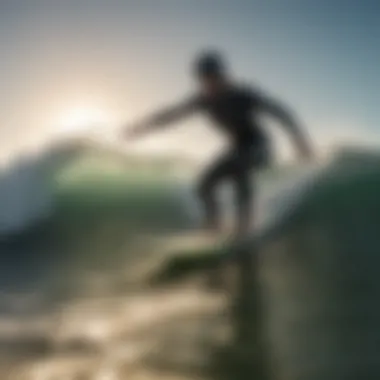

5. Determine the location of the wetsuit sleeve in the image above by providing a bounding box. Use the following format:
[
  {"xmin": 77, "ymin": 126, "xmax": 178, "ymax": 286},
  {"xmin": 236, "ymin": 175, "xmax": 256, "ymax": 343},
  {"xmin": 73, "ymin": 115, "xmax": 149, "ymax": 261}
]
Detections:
[
  {"xmin": 148, "ymin": 96, "xmax": 202, "ymax": 127},
  {"xmin": 249, "ymin": 87, "xmax": 313, "ymax": 156},
  {"xmin": 249, "ymin": 88, "xmax": 299, "ymax": 131}
]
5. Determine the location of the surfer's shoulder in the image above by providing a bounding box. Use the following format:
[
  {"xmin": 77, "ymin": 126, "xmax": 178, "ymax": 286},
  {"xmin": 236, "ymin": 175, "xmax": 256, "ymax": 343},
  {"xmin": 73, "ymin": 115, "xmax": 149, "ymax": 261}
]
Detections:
[{"xmin": 235, "ymin": 81, "xmax": 264, "ymax": 99}]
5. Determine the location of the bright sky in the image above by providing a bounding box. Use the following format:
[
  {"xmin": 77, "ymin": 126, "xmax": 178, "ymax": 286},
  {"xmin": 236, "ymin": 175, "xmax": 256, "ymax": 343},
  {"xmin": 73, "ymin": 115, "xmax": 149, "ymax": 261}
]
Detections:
[{"xmin": 0, "ymin": 0, "xmax": 379, "ymax": 160}]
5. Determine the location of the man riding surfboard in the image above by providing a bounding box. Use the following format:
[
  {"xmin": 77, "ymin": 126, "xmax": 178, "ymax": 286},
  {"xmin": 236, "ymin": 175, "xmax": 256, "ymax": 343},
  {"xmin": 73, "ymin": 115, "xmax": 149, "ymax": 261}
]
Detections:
[{"xmin": 123, "ymin": 50, "xmax": 313, "ymax": 238}]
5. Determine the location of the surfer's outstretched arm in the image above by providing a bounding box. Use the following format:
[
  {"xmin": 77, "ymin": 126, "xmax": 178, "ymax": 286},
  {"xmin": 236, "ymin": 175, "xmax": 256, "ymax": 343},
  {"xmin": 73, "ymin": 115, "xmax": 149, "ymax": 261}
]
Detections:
[
  {"xmin": 124, "ymin": 97, "xmax": 200, "ymax": 140},
  {"xmin": 257, "ymin": 95, "xmax": 313, "ymax": 158}
]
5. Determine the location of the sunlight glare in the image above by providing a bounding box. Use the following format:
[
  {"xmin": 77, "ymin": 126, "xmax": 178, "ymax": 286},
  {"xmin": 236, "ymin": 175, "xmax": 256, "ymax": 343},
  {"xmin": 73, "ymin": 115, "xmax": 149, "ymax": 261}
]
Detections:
[{"xmin": 57, "ymin": 107, "xmax": 111, "ymax": 135}]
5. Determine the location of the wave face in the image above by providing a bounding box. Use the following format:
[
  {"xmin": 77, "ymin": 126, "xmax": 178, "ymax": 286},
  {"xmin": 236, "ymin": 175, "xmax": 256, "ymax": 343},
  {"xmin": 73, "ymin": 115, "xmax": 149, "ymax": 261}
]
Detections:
[
  {"xmin": 1, "ymin": 143, "xmax": 378, "ymax": 244},
  {"xmin": 0, "ymin": 156, "xmax": 53, "ymax": 235},
  {"xmin": 0, "ymin": 143, "xmax": 366, "ymax": 295},
  {"xmin": 259, "ymin": 146, "xmax": 380, "ymax": 380},
  {"xmin": 0, "ymin": 140, "xmax": 201, "ymax": 294},
  {"xmin": 0, "ymin": 140, "xmax": 198, "ymax": 237},
  {"xmin": 0, "ymin": 137, "xmax": 319, "ymax": 237}
]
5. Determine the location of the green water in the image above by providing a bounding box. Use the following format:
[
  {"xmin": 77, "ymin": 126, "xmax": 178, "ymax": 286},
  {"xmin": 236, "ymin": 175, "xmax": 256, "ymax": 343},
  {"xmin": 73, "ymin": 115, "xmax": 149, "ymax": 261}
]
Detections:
[{"xmin": 0, "ymin": 151, "xmax": 267, "ymax": 380}]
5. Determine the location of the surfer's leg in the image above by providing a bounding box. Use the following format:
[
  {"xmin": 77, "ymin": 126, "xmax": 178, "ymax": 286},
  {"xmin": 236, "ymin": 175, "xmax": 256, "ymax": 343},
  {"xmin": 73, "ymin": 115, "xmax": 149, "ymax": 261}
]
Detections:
[
  {"xmin": 231, "ymin": 143, "xmax": 270, "ymax": 237},
  {"xmin": 196, "ymin": 154, "xmax": 231, "ymax": 231},
  {"xmin": 228, "ymin": 148, "xmax": 254, "ymax": 237},
  {"xmin": 233, "ymin": 168, "xmax": 254, "ymax": 236},
  {"xmin": 198, "ymin": 154, "xmax": 238, "ymax": 290}
]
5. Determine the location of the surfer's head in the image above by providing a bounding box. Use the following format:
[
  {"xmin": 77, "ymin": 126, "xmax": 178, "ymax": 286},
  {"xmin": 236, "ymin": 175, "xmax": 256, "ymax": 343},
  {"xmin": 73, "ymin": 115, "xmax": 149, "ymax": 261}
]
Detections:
[{"xmin": 193, "ymin": 50, "xmax": 227, "ymax": 95}]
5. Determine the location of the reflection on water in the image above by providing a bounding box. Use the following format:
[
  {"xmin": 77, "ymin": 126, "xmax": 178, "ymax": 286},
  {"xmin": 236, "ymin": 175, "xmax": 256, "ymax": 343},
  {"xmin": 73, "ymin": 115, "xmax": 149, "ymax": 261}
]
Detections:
[
  {"xmin": 0, "ymin": 248, "xmax": 228, "ymax": 380},
  {"xmin": 0, "ymin": 207, "xmax": 233, "ymax": 380}
]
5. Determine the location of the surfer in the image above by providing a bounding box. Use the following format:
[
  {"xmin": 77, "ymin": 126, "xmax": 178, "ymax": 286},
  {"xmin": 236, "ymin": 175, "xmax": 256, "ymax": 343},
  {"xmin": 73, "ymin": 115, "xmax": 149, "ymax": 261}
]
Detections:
[{"xmin": 123, "ymin": 50, "xmax": 313, "ymax": 238}]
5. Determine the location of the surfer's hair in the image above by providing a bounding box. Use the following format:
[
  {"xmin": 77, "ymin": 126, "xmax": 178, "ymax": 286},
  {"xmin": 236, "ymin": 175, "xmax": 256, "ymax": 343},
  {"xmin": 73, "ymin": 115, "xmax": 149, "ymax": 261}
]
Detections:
[{"xmin": 194, "ymin": 50, "xmax": 226, "ymax": 78}]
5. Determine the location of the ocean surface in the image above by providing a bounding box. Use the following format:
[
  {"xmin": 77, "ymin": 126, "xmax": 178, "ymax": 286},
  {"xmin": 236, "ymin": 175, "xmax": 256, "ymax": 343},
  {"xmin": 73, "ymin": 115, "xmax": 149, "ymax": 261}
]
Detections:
[{"xmin": 0, "ymin": 140, "xmax": 378, "ymax": 379}]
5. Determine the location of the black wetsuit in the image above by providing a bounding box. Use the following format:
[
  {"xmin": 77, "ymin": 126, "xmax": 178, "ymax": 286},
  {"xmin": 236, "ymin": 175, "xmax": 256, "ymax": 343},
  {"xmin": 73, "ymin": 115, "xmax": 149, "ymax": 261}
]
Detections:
[{"xmin": 151, "ymin": 84, "xmax": 276, "ymax": 232}]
